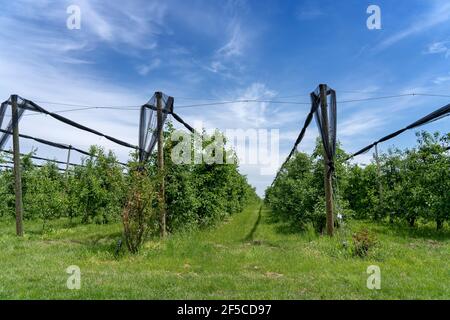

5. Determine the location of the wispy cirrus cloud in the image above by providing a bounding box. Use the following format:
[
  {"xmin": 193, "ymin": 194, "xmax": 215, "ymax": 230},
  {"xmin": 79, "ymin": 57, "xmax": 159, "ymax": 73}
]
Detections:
[
  {"xmin": 374, "ymin": 1, "xmax": 450, "ymax": 52},
  {"xmin": 205, "ymin": 61, "xmax": 227, "ymax": 74},
  {"xmin": 295, "ymin": 5, "xmax": 324, "ymax": 21},
  {"xmin": 194, "ymin": 83, "xmax": 276, "ymax": 129},
  {"xmin": 424, "ymin": 41, "xmax": 450, "ymax": 58},
  {"xmin": 75, "ymin": 0, "xmax": 167, "ymax": 50},
  {"xmin": 433, "ymin": 73, "xmax": 450, "ymax": 84},
  {"xmin": 137, "ymin": 58, "xmax": 161, "ymax": 76},
  {"xmin": 339, "ymin": 111, "xmax": 385, "ymax": 138},
  {"xmin": 217, "ymin": 21, "xmax": 245, "ymax": 58},
  {"xmin": 1, "ymin": 0, "xmax": 167, "ymax": 61},
  {"xmin": 206, "ymin": 19, "xmax": 248, "ymax": 77}
]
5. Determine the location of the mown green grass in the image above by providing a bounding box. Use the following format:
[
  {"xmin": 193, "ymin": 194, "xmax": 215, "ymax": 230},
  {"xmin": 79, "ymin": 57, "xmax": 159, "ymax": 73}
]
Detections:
[{"xmin": 0, "ymin": 203, "xmax": 448, "ymax": 299}]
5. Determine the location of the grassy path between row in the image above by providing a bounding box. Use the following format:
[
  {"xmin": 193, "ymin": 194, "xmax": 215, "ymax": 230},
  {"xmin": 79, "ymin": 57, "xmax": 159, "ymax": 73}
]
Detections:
[{"xmin": 0, "ymin": 202, "xmax": 448, "ymax": 299}]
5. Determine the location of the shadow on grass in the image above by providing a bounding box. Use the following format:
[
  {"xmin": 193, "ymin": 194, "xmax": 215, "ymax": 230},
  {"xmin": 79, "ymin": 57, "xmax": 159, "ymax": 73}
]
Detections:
[
  {"xmin": 264, "ymin": 206, "xmax": 450, "ymax": 241},
  {"xmin": 264, "ymin": 209, "xmax": 301, "ymax": 235},
  {"xmin": 243, "ymin": 205, "xmax": 262, "ymax": 241},
  {"xmin": 63, "ymin": 232, "xmax": 125, "ymax": 259},
  {"xmin": 369, "ymin": 220, "xmax": 450, "ymax": 241},
  {"xmin": 273, "ymin": 221, "xmax": 302, "ymax": 235},
  {"xmin": 25, "ymin": 219, "xmax": 125, "ymax": 257}
]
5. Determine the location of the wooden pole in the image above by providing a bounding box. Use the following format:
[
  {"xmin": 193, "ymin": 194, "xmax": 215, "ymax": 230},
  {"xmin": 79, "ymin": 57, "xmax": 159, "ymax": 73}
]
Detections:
[
  {"xmin": 156, "ymin": 92, "xmax": 166, "ymax": 238},
  {"xmin": 374, "ymin": 143, "xmax": 383, "ymax": 219},
  {"xmin": 319, "ymin": 84, "xmax": 334, "ymax": 236},
  {"xmin": 65, "ymin": 146, "xmax": 72, "ymax": 172},
  {"xmin": 11, "ymin": 94, "xmax": 23, "ymax": 236}
]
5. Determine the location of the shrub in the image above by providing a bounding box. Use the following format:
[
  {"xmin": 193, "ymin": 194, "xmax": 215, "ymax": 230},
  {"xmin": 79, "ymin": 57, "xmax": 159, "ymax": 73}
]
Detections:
[
  {"xmin": 122, "ymin": 167, "xmax": 158, "ymax": 253},
  {"xmin": 352, "ymin": 229, "xmax": 377, "ymax": 257}
]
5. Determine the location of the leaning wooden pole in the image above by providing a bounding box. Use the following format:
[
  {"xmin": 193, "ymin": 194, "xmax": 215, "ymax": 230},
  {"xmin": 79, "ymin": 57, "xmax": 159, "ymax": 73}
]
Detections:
[
  {"xmin": 11, "ymin": 94, "xmax": 24, "ymax": 236},
  {"xmin": 319, "ymin": 85, "xmax": 334, "ymax": 236},
  {"xmin": 374, "ymin": 143, "xmax": 383, "ymax": 219},
  {"xmin": 156, "ymin": 92, "xmax": 166, "ymax": 238},
  {"xmin": 65, "ymin": 146, "xmax": 72, "ymax": 172}
]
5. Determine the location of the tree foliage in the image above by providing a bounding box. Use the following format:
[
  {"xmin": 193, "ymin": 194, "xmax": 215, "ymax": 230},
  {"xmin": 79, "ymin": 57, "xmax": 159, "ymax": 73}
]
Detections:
[
  {"xmin": 0, "ymin": 123, "xmax": 258, "ymax": 243},
  {"xmin": 265, "ymin": 131, "xmax": 449, "ymax": 232},
  {"xmin": 344, "ymin": 131, "xmax": 449, "ymax": 229},
  {"xmin": 265, "ymin": 139, "xmax": 353, "ymax": 232}
]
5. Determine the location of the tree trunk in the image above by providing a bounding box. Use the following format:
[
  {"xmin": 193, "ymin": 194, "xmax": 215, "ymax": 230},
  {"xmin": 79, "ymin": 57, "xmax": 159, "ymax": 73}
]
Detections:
[{"xmin": 436, "ymin": 219, "xmax": 443, "ymax": 231}]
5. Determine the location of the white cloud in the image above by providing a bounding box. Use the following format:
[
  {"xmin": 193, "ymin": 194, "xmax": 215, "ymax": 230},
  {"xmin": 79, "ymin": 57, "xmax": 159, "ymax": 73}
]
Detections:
[
  {"xmin": 181, "ymin": 83, "xmax": 277, "ymax": 130},
  {"xmin": 206, "ymin": 16, "xmax": 253, "ymax": 77},
  {"xmin": 0, "ymin": 47, "xmax": 150, "ymax": 164},
  {"xmin": 76, "ymin": 0, "xmax": 167, "ymax": 50},
  {"xmin": 339, "ymin": 111, "xmax": 385, "ymax": 138},
  {"xmin": 226, "ymin": 83, "xmax": 276, "ymax": 128},
  {"xmin": 1, "ymin": 0, "xmax": 166, "ymax": 60},
  {"xmin": 279, "ymin": 129, "xmax": 318, "ymax": 153},
  {"xmin": 206, "ymin": 61, "xmax": 227, "ymax": 73},
  {"xmin": 425, "ymin": 41, "xmax": 450, "ymax": 58},
  {"xmin": 137, "ymin": 59, "xmax": 161, "ymax": 76},
  {"xmin": 375, "ymin": 2, "xmax": 450, "ymax": 51},
  {"xmin": 295, "ymin": 4, "xmax": 324, "ymax": 21},
  {"xmin": 433, "ymin": 73, "xmax": 450, "ymax": 84},
  {"xmin": 217, "ymin": 21, "xmax": 244, "ymax": 58}
]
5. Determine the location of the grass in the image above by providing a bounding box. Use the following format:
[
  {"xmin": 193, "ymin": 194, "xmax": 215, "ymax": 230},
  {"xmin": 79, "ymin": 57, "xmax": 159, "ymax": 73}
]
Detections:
[{"xmin": 0, "ymin": 202, "xmax": 449, "ymax": 299}]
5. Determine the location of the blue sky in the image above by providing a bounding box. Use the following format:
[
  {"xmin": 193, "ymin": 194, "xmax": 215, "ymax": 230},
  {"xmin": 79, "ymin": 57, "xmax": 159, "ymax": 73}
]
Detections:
[{"xmin": 0, "ymin": 0, "xmax": 449, "ymax": 195}]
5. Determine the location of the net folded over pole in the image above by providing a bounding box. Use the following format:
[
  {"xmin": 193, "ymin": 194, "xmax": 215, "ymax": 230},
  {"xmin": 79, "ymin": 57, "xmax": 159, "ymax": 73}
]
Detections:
[
  {"xmin": 0, "ymin": 98, "xmax": 25, "ymax": 149},
  {"xmin": 314, "ymin": 85, "xmax": 337, "ymax": 174},
  {"xmin": 271, "ymin": 85, "xmax": 337, "ymax": 186},
  {"xmin": 138, "ymin": 93, "xmax": 174, "ymax": 163}
]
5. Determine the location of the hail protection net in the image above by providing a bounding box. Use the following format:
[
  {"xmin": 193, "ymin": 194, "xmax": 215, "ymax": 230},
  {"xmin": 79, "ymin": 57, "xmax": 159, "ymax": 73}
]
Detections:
[
  {"xmin": 0, "ymin": 97, "xmax": 25, "ymax": 149},
  {"xmin": 17, "ymin": 97, "xmax": 139, "ymax": 150},
  {"xmin": 271, "ymin": 85, "xmax": 337, "ymax": 186},
  {"xmin": 346, "ymin": 102, "xmax": 450, "ymax": 161},
  {"xmin": 1, "ymin": 96, "xmax": 131, "ymax": 167},
  {"xmin": 312, "ymin": 85, "xmax": 337, "ymax": 172},
  {"xmin": 0, "ymin": 100, "xmax": 8, "ymax": 129},
  {"xmin": 139, "ymin": 92, "xmax": 174, "ymax": 163}
]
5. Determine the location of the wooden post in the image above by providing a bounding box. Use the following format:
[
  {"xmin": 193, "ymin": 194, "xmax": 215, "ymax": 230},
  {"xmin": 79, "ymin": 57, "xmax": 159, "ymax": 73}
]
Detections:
[
  {"xmin": 65, "ymin": 146, "xmax": 72, "ymax": 172},
  {"xmin": 156, "ymin": 92, "xmax": 166, "ymax": 238},
  {"xmin": 374, "ymin": 143, "xmax": 383, "ymax": 219},
  {"xmin": 11, "ymin": 95, "xmax": 23, "ymax": 236},
  {"xmin": 319, "ymin": 85, "xmax": 334, "ymax": 236}
]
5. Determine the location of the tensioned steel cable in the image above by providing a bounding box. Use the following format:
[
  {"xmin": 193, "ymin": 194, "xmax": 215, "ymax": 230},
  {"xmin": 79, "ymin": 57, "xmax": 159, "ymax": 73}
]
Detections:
[
  {"xmin": 2, "ymin": 92, "xmax": 448, "ymax": 116},
  {"xmin": 3, "ymin": 94, "xmax": 447, "ymax": 169}
]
